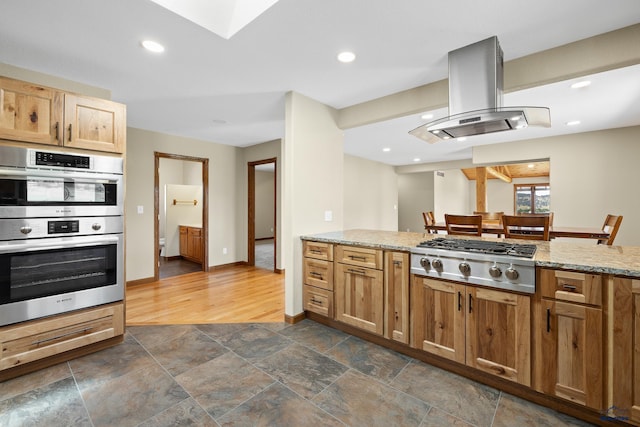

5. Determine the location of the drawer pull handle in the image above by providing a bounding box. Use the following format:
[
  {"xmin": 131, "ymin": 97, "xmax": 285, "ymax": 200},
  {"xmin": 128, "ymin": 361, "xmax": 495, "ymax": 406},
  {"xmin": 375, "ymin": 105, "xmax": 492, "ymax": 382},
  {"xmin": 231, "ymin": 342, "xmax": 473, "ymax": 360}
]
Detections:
[
  {"xmin": 546, "ymin": 308, "xmax": 551, "ymax": 333},
  {"xmin": 393, "ymin": 260, "xmax": 402, "ymax": 267},
  {"xmin": 561, "ymin": 284, "xmax": 577, "ymax": 291},
  {"xmin": 458, "ymin": 291, "xmax": 462, "ymax": 311},
  {"xmin": 55, "ymin": 122, "xmax": 60, "ymax": 141},
  {"xmin": 347, "ymin": 268, "xmax": 367, "ymax": 275},
  {"xmin": 310, "ymin": 297, "xmax": 323, "ymax": 306},
  {"xmin": 468, "ymin": 294, "xmax": 473, "ymax": 313},
  {"xmin": 310, "ymin": 249, "xmax": 323, "ymax": 254},
  {"xmin": 68, "ymin": 124, "xmax": 72, "ymax": 142},
  {"xmin": 310, "ymin": 272, "xmax": 323, "ymax": 279},
  {"xmin": 348, "ymin": 255, "xmax": 367, "ymax": 261},
  {"xmin": 32, "ymin": 327, "xmax": 94, "ymax": 346}
]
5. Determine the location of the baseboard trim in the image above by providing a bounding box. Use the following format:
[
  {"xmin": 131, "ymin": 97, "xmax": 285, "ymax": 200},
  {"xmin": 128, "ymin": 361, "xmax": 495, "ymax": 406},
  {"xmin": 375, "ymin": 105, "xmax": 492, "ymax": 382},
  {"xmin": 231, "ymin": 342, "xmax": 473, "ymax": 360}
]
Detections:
[
  {"xmin": 284, "ymin": 312, "xmax": 306, "ymax": 324},
  {"xmin": 274, "ymin": 268, "xmax": 284, "ymax": 274},
  {"xmin": 126, "ymin": 277, "xmax": 156, "ymax": 287},
  {"xmin": 208, "ymin": 261, "xmax": 248, "ymax": 271}
]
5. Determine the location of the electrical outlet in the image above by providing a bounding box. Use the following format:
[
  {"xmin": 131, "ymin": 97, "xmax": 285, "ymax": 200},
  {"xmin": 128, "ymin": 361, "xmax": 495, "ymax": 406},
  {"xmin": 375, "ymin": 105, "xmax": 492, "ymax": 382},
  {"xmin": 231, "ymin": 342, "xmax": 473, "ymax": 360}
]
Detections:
[
  {"xmin": 222, "ymin": 247, "xmax": 227, "ymax": 255},
  {"xmin": 137, "ymin": 205, "xmax": 144, "ymax": 214},
  {"xmin": 324, "ymin": 210, "xmax": 332, "ymax": 221}
]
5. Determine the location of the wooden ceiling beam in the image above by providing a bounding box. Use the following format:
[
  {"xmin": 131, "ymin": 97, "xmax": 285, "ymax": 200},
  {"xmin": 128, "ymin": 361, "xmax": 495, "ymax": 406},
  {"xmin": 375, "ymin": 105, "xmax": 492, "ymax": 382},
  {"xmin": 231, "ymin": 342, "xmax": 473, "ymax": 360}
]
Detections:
[{"xmin": 486, "ymin": 166, "xmax": 512, "ymax": 183}]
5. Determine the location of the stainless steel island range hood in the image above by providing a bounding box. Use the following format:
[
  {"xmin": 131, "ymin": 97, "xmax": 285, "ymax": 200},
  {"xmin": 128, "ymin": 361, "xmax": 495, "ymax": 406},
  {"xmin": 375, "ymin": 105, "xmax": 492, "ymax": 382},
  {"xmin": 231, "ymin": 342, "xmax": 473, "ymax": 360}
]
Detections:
[{"xmin": 410, "ymin": 36, "xmax": 550, "ymax": 143}]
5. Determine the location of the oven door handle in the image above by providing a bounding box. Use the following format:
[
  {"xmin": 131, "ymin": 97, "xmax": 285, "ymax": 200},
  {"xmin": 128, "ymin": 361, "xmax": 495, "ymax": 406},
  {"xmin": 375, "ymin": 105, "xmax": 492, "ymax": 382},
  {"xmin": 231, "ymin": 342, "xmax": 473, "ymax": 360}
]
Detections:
[
  {"xmin": 0, "ymin": 168, "xmax": 122, "ymax": 182},
  {"xmin": 0, "ymin": 234, "xmax": 120, "ymax": 254}
]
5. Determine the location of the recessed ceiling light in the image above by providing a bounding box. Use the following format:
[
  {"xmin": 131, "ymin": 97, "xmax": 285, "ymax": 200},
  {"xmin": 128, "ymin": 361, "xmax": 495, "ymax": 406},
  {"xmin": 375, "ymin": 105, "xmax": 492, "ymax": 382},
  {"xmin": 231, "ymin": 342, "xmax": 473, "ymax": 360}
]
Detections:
[
  {"xmin": 528, "ymin": 164, "xmax": 535, "ymax": 168},
  {"xmin": 571, "ymin": 80, "xmax": 591, "ymax": 89},
  {"xmin": 457, "ymin": 137, "xmax": 467, "ymax": 142},
  {"xmin": 413, "ymin": 158, "xmax": 421, "ymax": 162},
  {"xmin": 141, "ymin": 40, "xmax": 165, "ymax": 53},
  {"xmin": 212, "ymin": 119, "xmax": 227, "ymax": 125},
  {"xmin": 566, "ymin": 120, "xmax": 581, "ymax": 126},
  {"xmin": 421, "ymin": 113, "xmax": 433, "ymax": 120},
  {"xmin": 337, "ymin": 51, "xmax": 356, "ymax": 63},
  {"xmin": 382, "ymin": 147, "xmax": 391, "ymax": 152}
]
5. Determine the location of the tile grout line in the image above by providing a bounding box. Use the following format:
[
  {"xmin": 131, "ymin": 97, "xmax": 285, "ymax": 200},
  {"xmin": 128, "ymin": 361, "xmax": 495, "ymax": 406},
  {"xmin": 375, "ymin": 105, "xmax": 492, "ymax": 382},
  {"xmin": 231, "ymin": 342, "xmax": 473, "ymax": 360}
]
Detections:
[{"xmin": 68, "ymin": 360, "xmax": 97, "ymax": 427}]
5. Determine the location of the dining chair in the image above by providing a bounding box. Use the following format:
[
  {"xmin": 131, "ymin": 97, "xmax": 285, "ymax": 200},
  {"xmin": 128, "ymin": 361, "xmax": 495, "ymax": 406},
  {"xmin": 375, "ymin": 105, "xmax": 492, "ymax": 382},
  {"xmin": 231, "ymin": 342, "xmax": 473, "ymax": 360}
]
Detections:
[
  {"xmin": 502, "ymin": 214, "xmax": 550, "ymax": 241},
  {"xmin": 517, "ymin": 211, "xmax": 554, "ymax": 226},
  {"xmin": 422, "ymin": 211, "xmax": 438, "ymax": 233},
  {"xmin": 598, "ymin": 214, "xmax": 623, "ymax": 245},
  {"xmin": 444, "ymin": 214, "xmax": 483, "ymax": 236},
  {"xmin": 473, "ymin": 211, "xmax": 504, "ymax": 225}
]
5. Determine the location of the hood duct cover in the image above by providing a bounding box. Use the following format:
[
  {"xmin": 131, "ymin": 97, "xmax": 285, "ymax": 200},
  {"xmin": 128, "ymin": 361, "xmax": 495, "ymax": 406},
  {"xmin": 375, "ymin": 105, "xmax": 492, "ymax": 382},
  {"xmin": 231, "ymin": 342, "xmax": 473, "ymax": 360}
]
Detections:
[{"xmin": 410, "ymin": 36, "xmax": 550, "ymax": 143}]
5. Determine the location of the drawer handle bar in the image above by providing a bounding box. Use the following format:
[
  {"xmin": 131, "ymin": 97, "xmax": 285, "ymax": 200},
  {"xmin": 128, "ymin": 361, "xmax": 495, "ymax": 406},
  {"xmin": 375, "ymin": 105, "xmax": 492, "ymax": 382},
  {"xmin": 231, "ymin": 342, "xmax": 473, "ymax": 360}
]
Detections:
[
  {"xmin": 348, "ymin": 255, "xmax": 367, "ymax": 261},
  {"xmin": 458, "ymin": 291, "xmax": 462, "ymax": 311},
  {"xmin": 309, "ymin": 297, "xmax": 323, "ymax": 305},
  {"xmin": 310, "ymin": 249, "xmax": 323, "ymax": 254},
  {"xmin": 310, "ymin": 272, "xmax": 323, "ymax": 279},
  {"xmin": 347, "ymin": 268, "xmax": 367, "ymax": 275},
  {"xmin": 561, "ymin": 284, "xmax": 577, "ymax": 291},
  {"xmin": 546, "ymin": 308, "xmax": 551, "ymax": 333},
  {"xmin": 32, "ymin": 327, "xmax": 94, "ymax": 346}
]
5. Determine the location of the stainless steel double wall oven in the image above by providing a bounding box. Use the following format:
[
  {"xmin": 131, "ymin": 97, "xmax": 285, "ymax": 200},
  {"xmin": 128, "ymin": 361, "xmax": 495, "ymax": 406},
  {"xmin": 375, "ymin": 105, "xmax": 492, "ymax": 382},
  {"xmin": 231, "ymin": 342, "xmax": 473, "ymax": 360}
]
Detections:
[{"xmin": 0, "ymin": 146, "xmax": 124, "ymax": 326}]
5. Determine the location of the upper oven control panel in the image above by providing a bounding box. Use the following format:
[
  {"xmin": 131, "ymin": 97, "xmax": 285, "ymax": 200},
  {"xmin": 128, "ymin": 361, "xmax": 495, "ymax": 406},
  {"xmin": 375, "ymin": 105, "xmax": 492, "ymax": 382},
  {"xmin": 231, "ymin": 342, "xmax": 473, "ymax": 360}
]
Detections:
[
  {"xmin": 33, "ymin": 151, "xmax": 91, "ymax": 169},
  {"xmin": 0, "ymin": 217, "xmax": 123, "ymax": 241}
]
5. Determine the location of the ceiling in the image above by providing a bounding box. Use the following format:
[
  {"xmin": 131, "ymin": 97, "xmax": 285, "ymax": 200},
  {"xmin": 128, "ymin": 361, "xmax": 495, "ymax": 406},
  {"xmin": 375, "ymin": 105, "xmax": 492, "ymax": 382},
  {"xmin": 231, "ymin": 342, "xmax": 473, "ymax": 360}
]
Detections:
[
  {"xmin": 1, "ymin": 1, "xmax": 639, "ymax": 167},
  {"xmin": 461, "ymin": 162, "xmax": 550, "ymax": 181}
]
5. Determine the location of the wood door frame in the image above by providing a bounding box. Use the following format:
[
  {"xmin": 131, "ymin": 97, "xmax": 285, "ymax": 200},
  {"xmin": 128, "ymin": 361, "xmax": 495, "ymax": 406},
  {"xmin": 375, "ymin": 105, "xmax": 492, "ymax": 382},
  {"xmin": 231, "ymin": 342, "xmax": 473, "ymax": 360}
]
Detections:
[
  {"xmin": 248, "ymin": 158, "xmax": 277, "ymax": 271},
  {"xmin": 154, "ymin": 151, "xmax": 209, "ymax": 280}
]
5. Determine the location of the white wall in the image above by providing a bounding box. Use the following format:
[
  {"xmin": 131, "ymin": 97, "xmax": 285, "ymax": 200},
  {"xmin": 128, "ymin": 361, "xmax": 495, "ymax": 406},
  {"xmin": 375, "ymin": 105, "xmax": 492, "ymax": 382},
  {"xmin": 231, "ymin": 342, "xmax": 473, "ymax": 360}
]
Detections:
[
  {"xmin": 433, "ymin": 169, "xmax": 470, "ymax": 222},
  {"xmin": 164, "ymin": 184, "xmax": 203, "ymax": 256},
  {"xmin": 255, "ymin": 170, "xmax": 275, "ymax": 239},
  {"xmin": 284, "ymin": 91, "xmax": 343, "ymax": 316},
  {"xmin": 397, "ymin": 172, "xmax": 434, "ymax": 232},
  {"xmin": 126, "ymin": 127, "xmax": 241, "ymax": 281},
  {"xmin": 473, "ymin": 126, "xmax": 640, "ymax": 246},
  {"xmin": 242, "ymin": 139, "xmax": 282, "ymax": 269},
  {"xmin": 343, "ymin": 154, "xmax": 398, "ymax": 231}
]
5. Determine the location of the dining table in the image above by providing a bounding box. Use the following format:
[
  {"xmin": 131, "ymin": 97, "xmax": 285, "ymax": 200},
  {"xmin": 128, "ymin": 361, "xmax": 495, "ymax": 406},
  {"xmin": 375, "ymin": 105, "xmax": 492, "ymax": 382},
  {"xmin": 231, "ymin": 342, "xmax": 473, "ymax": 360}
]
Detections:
[{"xmin": 425, "ymin": 222, "xmax": 610, "ymax": 240}]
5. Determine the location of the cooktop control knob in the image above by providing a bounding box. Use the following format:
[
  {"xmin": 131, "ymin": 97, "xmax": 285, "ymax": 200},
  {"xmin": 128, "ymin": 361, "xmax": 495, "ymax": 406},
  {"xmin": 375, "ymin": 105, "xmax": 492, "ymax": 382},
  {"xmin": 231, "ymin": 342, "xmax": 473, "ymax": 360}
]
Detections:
[
  {"xmin": 459, "ymin": 262, "xmax": 471, "ymax": 276},
  {"xmin": 489, "ymin": 264, "xmax": 502, "ymax": 278},
  {"xmin": 419, "ymin": 257, "xmax": 430, "ymax": 269},
  {"xmin": 432, "ymin": 258, "xmax": 443, "ymax": 271},
  {"xmin": 505, "ymin": 266, "xmax": 519, "ymax": 280}
]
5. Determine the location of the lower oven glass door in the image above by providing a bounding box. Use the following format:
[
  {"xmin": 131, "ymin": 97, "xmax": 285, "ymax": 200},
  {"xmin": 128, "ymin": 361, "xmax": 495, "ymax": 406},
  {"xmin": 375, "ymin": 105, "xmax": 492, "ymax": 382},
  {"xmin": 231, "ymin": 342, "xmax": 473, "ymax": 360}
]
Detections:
[{"xmin": 0, "ymin": 234, "xmax": 124, "ymax": 326}]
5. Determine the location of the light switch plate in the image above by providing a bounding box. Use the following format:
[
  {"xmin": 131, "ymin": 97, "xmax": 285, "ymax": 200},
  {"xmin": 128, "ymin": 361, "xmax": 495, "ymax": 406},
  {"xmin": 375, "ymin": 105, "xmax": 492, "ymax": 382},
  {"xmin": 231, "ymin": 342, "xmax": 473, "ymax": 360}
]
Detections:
[
  {"xmin": 324, "ymin": 210, "xmax": 332, "ymax": 221},
  {"xmin": 137, "ymin": 205, "xmax": 144, "ymax": 214}
]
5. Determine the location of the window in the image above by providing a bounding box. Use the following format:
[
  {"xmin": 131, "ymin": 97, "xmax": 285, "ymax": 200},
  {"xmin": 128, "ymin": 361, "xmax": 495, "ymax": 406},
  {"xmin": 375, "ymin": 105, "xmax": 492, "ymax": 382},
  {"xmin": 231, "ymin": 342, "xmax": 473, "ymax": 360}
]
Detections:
[{"xmin": 514, "ymin": 184, "xmax": 550, "ymax": 214}]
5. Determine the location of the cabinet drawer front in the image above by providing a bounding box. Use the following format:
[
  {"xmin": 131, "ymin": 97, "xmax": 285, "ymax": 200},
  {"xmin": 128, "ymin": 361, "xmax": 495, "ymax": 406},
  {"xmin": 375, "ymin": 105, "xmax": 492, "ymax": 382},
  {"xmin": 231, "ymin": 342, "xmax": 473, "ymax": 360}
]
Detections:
[
  {"xmin": 303, "ymin": 285, "xmax": 333, "ymax": 318},
  {"xmin": 541, "ymin": 269, "xmax": 602, "ymax": 306},
  {"xmin": 0, "ymin": 303, "xmax": 124, "ymax": 370},
  {"xmin": 303, "ymin": 241, "xmax": 333, "ymax": 261},
  {"xmin": 303, "ymin": 258, "xmax": 334, "ymax": 290},
  {"xmin": 335, "ymin": 245, "xmax": 382, "ymax": 269}
]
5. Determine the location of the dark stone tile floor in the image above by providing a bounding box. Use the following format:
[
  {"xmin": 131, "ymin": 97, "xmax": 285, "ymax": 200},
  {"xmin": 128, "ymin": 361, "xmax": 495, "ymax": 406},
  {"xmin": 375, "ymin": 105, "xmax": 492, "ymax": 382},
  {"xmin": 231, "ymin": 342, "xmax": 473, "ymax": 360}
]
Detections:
[{"xmin": 0, "ymin": 319, "xmax": 595, "ymax": 427}]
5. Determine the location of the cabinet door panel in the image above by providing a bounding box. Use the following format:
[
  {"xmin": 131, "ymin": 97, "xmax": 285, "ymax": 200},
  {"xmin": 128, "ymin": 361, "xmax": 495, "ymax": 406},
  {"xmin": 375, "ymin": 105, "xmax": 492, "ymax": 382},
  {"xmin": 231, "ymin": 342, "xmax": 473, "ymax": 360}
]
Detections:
[
  {"xmin": 64, "ymin": 94, "xmax": 125, "ymax": 153},
  {"xmin": 466, "ymin": 287, "xmax": 530, "ymax": 386},
  {"xmin": 410, "ymin": 276, "xmax": 465, "ymax": 363},
  {"xmin": 537, "ymin": 299, "xmax": 603, "ymax": 409},
  {"xmin": 385, "ymin": 252, "xmax": 409, "ymax": 343},
  {"xmin": 335, "ymin": 263, "xmax": 384, "ymax": 335},
  {"xmin": 0, "ymin": 77, "xmax": 62, "ymax": 145}
]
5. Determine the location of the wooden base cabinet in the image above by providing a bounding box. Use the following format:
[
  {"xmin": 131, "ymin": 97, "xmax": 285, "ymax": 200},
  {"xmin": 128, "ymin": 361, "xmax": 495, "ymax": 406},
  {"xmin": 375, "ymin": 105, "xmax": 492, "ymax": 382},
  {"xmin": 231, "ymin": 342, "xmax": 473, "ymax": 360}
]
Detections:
[
  {"xmin": 533, "ymin": 268, "xmax": 604, "ymax": 410},
  {"xmin": 302, "ymin": 241, "xmax": 334, "ymax": 318},
  {"xmin": 608, "ymin": 277, "xmax": 640, "ymax": 423},
  {"xmin": 335, "ymin": 245, "xmax": 384, "ymax": 335},
  {"xmin": 0, "ymin": 303, "xmax": 124, "ymax": 374},
  {"xmin": 411, "ymin": 275, "xmax": 531, "ymax": 386},
  {"xmin": 384, "ymin": 251, "xmax": 409, "ymax": 344},
  {"xmin": 179, "ymin": 226, "xmax": 203, "ymax": 264}
]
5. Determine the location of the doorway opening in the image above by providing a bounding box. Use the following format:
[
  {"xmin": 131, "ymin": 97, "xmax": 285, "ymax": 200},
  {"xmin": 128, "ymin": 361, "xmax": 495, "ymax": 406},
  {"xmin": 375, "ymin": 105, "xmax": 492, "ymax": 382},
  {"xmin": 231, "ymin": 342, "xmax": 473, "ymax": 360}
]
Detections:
[
  {"xmin": 248, "ymin": 158, "xmax": 277, "ymax": 272},
  {"xmin": 154, "ymin": 152, "xmax": 209, "ymax": 280}
]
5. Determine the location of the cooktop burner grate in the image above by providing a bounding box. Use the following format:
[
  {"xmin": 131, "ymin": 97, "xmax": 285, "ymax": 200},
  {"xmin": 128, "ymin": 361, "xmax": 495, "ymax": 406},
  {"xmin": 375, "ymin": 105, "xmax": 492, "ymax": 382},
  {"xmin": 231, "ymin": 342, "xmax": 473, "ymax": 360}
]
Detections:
[{"xmin": 416, "ymin": 237, "xmax": 537, "ymax": 258}]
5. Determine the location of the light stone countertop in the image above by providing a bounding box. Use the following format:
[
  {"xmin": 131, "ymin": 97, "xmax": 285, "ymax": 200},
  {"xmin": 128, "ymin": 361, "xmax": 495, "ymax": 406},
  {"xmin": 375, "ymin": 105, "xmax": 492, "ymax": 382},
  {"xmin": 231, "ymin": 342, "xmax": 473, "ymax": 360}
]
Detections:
[{"xmin": 301, "ymin": 229, "xmax": 640, "ymax": 278}]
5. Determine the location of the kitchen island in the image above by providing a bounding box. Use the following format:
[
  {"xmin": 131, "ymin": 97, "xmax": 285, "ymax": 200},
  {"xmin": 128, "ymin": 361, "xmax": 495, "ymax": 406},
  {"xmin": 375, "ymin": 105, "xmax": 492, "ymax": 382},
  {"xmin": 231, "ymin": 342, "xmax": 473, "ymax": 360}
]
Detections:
[{"xmin": 301, "ymin": 229, "xmax": 640, "ymax": 426}]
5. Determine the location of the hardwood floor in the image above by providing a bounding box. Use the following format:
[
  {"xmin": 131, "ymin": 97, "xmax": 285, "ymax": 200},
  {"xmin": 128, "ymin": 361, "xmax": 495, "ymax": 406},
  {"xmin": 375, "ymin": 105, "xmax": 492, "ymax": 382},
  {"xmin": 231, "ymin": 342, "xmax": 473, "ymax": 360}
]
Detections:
[{"xmin": 126, "ymin": 265, "xmax": 284, "ymax": 325}]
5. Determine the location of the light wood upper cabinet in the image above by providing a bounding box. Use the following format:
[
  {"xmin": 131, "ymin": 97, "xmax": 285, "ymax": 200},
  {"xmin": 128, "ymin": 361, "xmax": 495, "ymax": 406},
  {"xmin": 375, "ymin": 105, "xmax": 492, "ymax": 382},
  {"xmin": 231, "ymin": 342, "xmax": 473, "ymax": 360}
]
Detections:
[
  {"xmin": 534, "ymin": 268, "xmax": 604, "ymax": 410},
  {"xmin": 411, "ymin": 275, "xmax": 531, "ymax": 386},
  {"xmin": 63, "ymin": 94, "xmax": 125, "ymax": 153},
  {"xmin": 0, "ymin": 76, "xmax": 62, "ymax": 146},
  {"xmin": 384, "ymin": 251, "xmax": 409, "ymax": 344},
  {"xmin": 0, "ymin": 76, "xmax": 125, "ymax": 153}
]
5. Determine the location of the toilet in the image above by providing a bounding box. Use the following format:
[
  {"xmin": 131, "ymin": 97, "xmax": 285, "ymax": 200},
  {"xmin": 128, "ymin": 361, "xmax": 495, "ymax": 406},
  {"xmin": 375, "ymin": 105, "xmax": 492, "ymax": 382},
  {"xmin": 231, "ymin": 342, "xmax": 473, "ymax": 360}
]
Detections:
[{"xmin": 159, "ymin": 237, "xmax": 166, "ymax": 257}]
